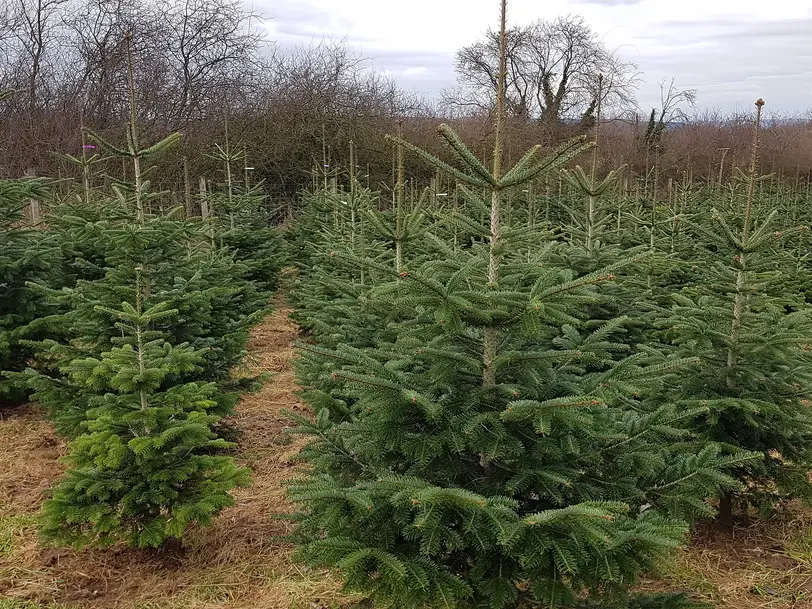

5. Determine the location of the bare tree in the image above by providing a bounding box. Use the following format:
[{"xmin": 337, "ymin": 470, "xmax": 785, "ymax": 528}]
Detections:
[
  {"xmin": 63, "ymin": 0, "xmax": 145, "ymax": 124},
  {"xmin": 9, "ymin": 0, "xmax": 69, "ymax": 108},
  {"xmin": 154, "ymin": 0, "xmax": 267, "ymax": 121},
  {"xmin": 250, "ymin": 40, "xmax": 416, "ymax": 196},
  {"xmin": 643, "ymin": 78, "xmax": 697, "ymax": 152},
  {"xmin": 445, "ymin": 15, "xmax": 638, "ymax": 137},
  {"xmin": 656, "ymin": 78, "xmax": 697, "ymax": 124},
  {"xmin": 0, "ymin": 3, "xmax": 22, "ymax": 78}
]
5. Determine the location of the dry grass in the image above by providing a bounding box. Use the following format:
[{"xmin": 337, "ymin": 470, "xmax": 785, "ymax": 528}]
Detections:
[
  {"xmin": 0, "ymin": 301, "xmax": 347, "ymax": 609},
  {"xmin": 639, "ymin": 510, "xmax": 812, "ymax": 608},
  {"xmin": 5, "ymin": 302, "xmax": 812, "ymax": 608}
]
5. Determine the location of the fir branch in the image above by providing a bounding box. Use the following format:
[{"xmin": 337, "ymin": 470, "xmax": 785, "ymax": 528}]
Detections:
[{"xmin": 385, "ymin": 134, "xmax": 489, "ymax": 189}]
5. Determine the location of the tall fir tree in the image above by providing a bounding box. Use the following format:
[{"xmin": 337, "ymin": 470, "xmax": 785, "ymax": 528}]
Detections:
[
  {"xmin": 28, "ymin": 35, "xmax": 257, "ymax": 548},
  {"xmin": 25, "ymin": 38, "xmax": 271, "ymax": 437},
  {"xmin": 662, "ymin": 99, "xmax": 812, "ymax": 524},
  {"xmin": 287, "ymin": 3, "xmax": 752, "ymax": 607}
]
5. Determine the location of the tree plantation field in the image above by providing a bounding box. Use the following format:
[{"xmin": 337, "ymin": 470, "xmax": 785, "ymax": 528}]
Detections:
[
  {"xmin": 7, "ymin": 0, "xmax": 812, "ymax": 608},
  {"xmin": 2, "ymin": 314, "xmax": 812, "ymax": 609}
]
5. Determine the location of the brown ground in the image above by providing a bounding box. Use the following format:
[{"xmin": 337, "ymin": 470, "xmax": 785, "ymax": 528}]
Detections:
[
  {"xmin": 640, "ymin": 513, "xmax": 812, "ymax": 608},
  {"xmin": 3, "ymin": 304, "xmax": 812, "ymax": 608}
]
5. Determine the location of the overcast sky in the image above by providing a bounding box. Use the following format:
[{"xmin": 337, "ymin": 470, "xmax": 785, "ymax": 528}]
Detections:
[{"xmin": 256, "ymin": 0, "xmax": 812, "ymax": 115}]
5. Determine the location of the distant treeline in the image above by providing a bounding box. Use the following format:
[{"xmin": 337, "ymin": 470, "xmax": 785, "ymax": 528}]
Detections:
[{"xmin": 1, "ymin": 0, "xmax": 810, "ymax": 207}]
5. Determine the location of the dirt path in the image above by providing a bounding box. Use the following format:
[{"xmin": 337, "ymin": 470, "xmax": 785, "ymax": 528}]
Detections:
[{"xmin": 0, "ymin": 304, "xmax": 343, "ymax": 609}]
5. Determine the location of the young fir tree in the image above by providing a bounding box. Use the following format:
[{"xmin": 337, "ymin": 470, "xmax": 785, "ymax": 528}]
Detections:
[
  {"xmin": 204, "ymin": 140, "xmax": 288, "ymax": 293},
  {"xmin": 288, "ymin": 168, "xmax": 408, "ymax": 430},
  {"xmin": 663, "ymin": 99, "xmax": 812, "ymax": 524},
  {"xmin": 51, "ymin": 138, "xmax": 115, "ymax": 286},
  {"xmin": 26, "ymin": 39, "xmax": 270, "ymax": 437},
  {"xmin": 288, "ymin": 169, "xmax": 396, "ymax": 351},
  {"xmin": 0, "ymin": 178, "xmax": 62, "ymax": 404},
  {"xmin": 30, "ymin": 36, "xmax": 253, "ymax": 547},
  {"xmin": 287, "ymin": 3, "xmax": 751, "ymax": 607},
  {"xmin": 40, "ymin": 272, "xmax": 249, "ymax": 548},
  {"xmin": 550, "ymin": 79, "xmax": 656, "ymax": 355}
]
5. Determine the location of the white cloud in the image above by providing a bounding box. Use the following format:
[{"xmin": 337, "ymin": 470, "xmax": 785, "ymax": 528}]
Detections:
[{"xmin": 257, "ymin": 0, "xmax": 812, "ymax": 113}]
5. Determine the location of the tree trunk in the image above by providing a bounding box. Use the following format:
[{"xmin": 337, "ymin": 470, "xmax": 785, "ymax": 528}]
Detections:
[{"xmin": 718, "ymin": 492, "xmax": 733, "ymax": 530}]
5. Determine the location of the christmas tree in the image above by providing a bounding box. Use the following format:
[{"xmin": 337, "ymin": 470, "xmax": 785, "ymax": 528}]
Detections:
[
  {"xmin": 27, "ymin": 36, "xmax": 260, "ymax": 547},
  {"xmin": 662, "ymin": 100, "xmax": 812, "ymax": 524},
  {"xmin": 40, "ymin": 273, "xmax": 249, "ymax": 548},
  {"xmin": 286, "ymin": 3, "xmax": 751, "ymax": 606},
  {"xmin": 0, "ymin": 178, "xmax": 62, "ymax": 404},
  {"xmin": 25, "ymin": 37, "xmax": 271, "ymax": 437},
  {"xmin": 204, "ymin": 139, "xmax": 288, "ymax": 293}
]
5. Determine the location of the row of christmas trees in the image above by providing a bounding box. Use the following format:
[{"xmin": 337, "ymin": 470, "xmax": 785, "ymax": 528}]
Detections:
[
  {"xmin": 282, "ymin": 6, "xmax": 812, "ymax": 606},
  {"xmin": 0, "ymin": 64, "xmax": 286, "ymax": 547},
  {"xmin": 3, "ymin": 8, "xmax": 812, "ymax": 606}
]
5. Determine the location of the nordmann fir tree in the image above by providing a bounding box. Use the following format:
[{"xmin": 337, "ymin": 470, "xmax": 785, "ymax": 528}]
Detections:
[
  {"xmin": 0, "ymin": 178, "xmax": 62, "ymax": 404},
  {"xmin": 0, "ymin": 87, "xmax": 61, "ymax": 404},
  {"xmin": 49, "ymin": 132, "xmax": 117, "ymax": 287},
  {"xmin": 288, "ymin": 164, "xmax": 408, "ymax": 428},
  {"xmin": 663, "ymin": 99, "xmax": 812, "ymax": 526},
  {"xmin": 30, "ymin": 33, "xmax": 251, "ymax": 548},
  {"xmin": 287, "ymin": 2, "xmax": 751, "ymax": 607},
  {"xmin": 557, "ymin": 74, "xmax": 629, "ymax": 269},
  {"xmin": 288, "ymin": 169, "xmax": 396, "ymax": 352},
  {"xmin": 204, "ymin": 138, "xmax": 288, "ymax": 293},
  {"xmin": 25, "ymin": 36, "xmax": 270, "ymax": 438},
  {"xmin": 40, "ymin": 270, "xmax": 249, "ymax": 548},
  {"xmin": 551, "ymin": 76, "xmax": 655, "ymax": 354}
]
